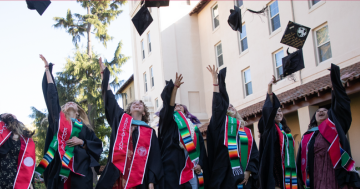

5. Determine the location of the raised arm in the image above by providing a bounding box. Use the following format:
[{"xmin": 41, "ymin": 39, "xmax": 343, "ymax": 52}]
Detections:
[
  {"xmin": 329, "ymin": 64, "xmax": 353, "ymax": 133},
  {"xmin": 158, "ymin": 73, "xmax": 184, "ymax": 138},
  {"xmin": 99, "ymin": 58, "xmax": 124, "ymax": 128}
]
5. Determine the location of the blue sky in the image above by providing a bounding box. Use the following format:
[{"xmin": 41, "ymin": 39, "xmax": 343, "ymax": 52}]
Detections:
[{"xmin": 0, "ymin": 1, "xmax": 133, "ymax": 126}]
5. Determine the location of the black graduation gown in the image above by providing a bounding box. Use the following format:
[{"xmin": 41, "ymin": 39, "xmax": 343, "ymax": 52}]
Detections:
[
  {"xmin": 96, "ymin": 68, "xmax": 164, "ymax": 189},
  {"xmin": 257, "ymin": 92, "xmax": 284, "ymax": 189},
  {"xmin": 42, "ymin": 64, "xmax": 103, "ymax": 189},
  {"xmin": 158, "ymin": 80, "xmax": 208, "ymax": 189},
  {"xmin": 206, "ymin": 68, "xmax": 259, "ymax": 189},
  {"xmin": 296, "ymin": 63, "xmax": 360, "ymax": 189}
]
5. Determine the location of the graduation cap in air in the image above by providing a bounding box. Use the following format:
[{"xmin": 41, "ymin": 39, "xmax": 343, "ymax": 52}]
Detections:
[
  {"xmin": 282, "ymin": 48, "xmax": 305, "ymax": 77},
  {"xmin": 141, "ymin": 0, "xmax": 169, "ymax": 8},
  {"xmin": 280, "ymin": 21, "xmax": 311, "ymax": 49},
  {"xmin": 26, "ymin": 0, "xmax": 51, "ymax": 16},
  {"xmin": 132, "ymin": 5, "xmax": 153, "ymax": 36},
  {"xmin": 228, "ymin": 6, "xmax": 242, "ymax": 33}
]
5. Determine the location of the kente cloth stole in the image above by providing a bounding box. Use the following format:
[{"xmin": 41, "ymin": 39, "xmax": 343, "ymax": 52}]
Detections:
[
  {"xmin": 174, "ymin": 111, "xmax": 203, "ymax": 188},
  {"xmin": 301, "ymin": 132, "xmax": 315, "ymax": 189},
  {"xmin": 224, "ymin": 116, "xmax": 242, "ymax": 176},
  {"xmin": 275, "ymin": 124, "xmax": 297, "ymax": 189},
  {"xmin": 36, "ymin": 111, "xmax": 84, "ymax": 180},
  {"xmin": 0, "ymin": 121, "xmax": 36, "ymax": 189},
  {"xmin": 112, "ymin": 113, "xmax": 153, "ymax": 189},
  {"xmin": 319, "ymin": 118, "xmax": 356, "ymax": 171},
  {"xmin": 236, "ymin": 127, "xmax": 254, "ymax": 189}
]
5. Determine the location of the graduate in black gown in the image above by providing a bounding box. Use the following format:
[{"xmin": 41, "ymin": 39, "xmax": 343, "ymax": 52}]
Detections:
[
  {"xmin": 258, "ymin": 76, "xmax": 296, "ymax": 189},
  {"xmin": 37, "ymin": 55, "xmax": 103, "ymax": 189},
  {"xmin": 96, "ymin": 58, "xmax": 164, "ymax": 189},
  {"xmin": 296, "ymin": 64, "xmax": 360, "ymax": 189},
  {"xmin": 206, "ymin": 65, "xmax": 259, "ymax": 189},
  {"xmin": 158, "ymin": 73, "xmax": 208, "ymax": 189}
]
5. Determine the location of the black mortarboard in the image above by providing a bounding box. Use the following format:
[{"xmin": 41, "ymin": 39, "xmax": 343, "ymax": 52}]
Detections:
[
  {"xmin": 228, "ymin": 6, "xmax": 242, "ymax": 33},
  {"xmin": 282, "ymin": 48, "xmax": 305, "ymax": 77},
  {"xmin": 132, "ymin": 5, "xmax": 153, "ymax": 36},
  {"xmin": 280, "ymin": 21, "xmax": 311, "ymax": 49},
  {"xmin": 141, "ymin": 0, "xmax": 169, "ymax": 8},
  {"xmin": 26, "ymin": 0, "xmax": 51, "ymax": 16}
]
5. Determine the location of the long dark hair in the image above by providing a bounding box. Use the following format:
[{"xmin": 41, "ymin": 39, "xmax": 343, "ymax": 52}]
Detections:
[
  {"xmin": 0, "ymin": 114, "xmax": 34, "ymax": 138},
  {"xmin": 308, "ymin": 107, "xmax": 329, "ymax": 130},
  {"xmin": 280, "ymin": 117, "xmax": 291, "ymax": 134},
  {"xmin": 179, "ymin": 104, "xmax": 201, "ymax": 125}
]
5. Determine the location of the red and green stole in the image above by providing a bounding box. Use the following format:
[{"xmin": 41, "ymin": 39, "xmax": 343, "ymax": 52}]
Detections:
[
  {"xmin": 224, "ymin": 116, "xmax": 242, "ymax": 176},
  {"xmin": 112, "ymin": 113, "xmax": 153, "ymax": 189},
  {"xmin": 236, "ymin": 126, "xmax": 254, "ymax": 189},
  {"xmin": 173, "ymin": 111, "xmax": 203, "ymax": 189},
  {"xmin": 301, "ymin": 118, "xmax": 356, "ymax": 188},
  {"xmin": 275, "ymin": 124, "xmax": 297, "ymax": 189},
  {"xmin": 35, "ymin": 111, "xmax": 84, "ymax": 180},
  {"xmin": 0, "ymin": 121, "xmax": 36, "ymax": 189}
]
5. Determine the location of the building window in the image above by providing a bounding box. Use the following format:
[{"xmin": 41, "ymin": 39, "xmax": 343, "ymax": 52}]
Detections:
[
  {"xmin": 239, "ymin": 24, "xmax": 248, "ymax": 52},
  {"xmin": 235, "ymin": 0, "xmax": 243, "ymax": 7},
  {"xmin": 269, "ymin": 0, "xmax": 281, "ymax": 32},
  {"xmin": 315, "ymin": 25, "xmax": 332, "ymax": 63},
  {"xmin": 215, "ymin": 43, "xmax": 224, "ymax": 67},
  {"xmin": 129, "ymin": 87, "xmax": 132, "ymax": 98},
  {"xmin": 150, "ymin": 67, "xmax": 154, "ymax": 87},
  {"xmin": 124, "ymin": 93, "xmax": 128, "ymax": 106},
  {"xmin": 147, "ymin": 32, "xmax": 151, "ymax": 54},
  {"xmin": 155, "ymin": 98, "xmax": 159, "ymax": 109},
  {"xmin": 311, "ymin": 0, "xmax": 321, "ymax": 6},
  {"xmin": 141, "ymin": 40, "xmax": 145, "ymax": 59},
  {"xmin": 243, "ymin": 69, "xmax": 253, "ymax": 96},
  {"xmin": 274, "ymin": 50, "xmax": 284, "ymax": 80},
  {"xmin": 144, "ymin": 72, "xmax": 148, "ymax": 92},
  {"xmin": 212, "ymin": 4, "xmax": 219, "ymax": 30}
]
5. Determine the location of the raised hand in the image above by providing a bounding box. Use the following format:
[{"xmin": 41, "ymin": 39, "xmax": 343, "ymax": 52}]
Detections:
[
  {"xmin": 40, "ymin": 54, "xmax": 49, "ymax": 67},
  {"xmin": 206, "ymin": 65, "xmax": 218, "ymax": 82},
  {"xmin": 268, "ymin": 75, "xmax": 278, "ymax": 86},
  {"xmin": 174, "ymin": 73, "xmax": 184, "ymax": 88}
]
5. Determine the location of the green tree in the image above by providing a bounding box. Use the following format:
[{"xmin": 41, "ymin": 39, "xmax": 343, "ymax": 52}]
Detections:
[{"xmin": 29, "ymin": 107, "xmax": 48, "ymax": 165}]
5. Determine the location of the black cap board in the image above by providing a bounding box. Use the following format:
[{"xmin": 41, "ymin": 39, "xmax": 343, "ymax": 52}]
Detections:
[
  {"xmin": 280, "ymin": 21, "xmax": 311, "ymax": 49},
  {"xmin": 228, "ymin": 5, "xmax": 242, "ymax": 33},
  {"xmin": 132, "ymin": 5, "xmax": 153, "ymax": 36},
  {"xmin": 282, "ymin": 48, "xmax": 305, "ymax": 77},
  {"xmin": 26, "ymin": 0, "xmax": 51, "ymax": 16},
  {"xmin": 141, "ymin": 0, "xmax": 169, "ymax": 8}
]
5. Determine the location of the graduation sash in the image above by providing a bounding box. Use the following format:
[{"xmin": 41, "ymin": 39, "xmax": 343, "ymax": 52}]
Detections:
[
  {"xmin": 224, "ymin": 116, "xmax": 243, "ymax": 176},
  {"xmin": 112, "ymin": 113, "xmax": 153, "ymax": 189},
  {"xmin": 236, "ymin": 126, "xmax": 254, "ymax": 189},
  {"xmin": 35, "ymin": 111, "xmax": 84, "ymax": 180},
  {"xmin": 275, "ymin": 124, "xmax": 297, "ymax": 189},
  {"xmin": 174, "ymin": 111, "xmax": 203, "ymax": 188},
  {"xmin": 319, "ymin": 118, "xmax": 356, "ymax": 172},
  {"xmin": 300, "ymin": 131, "xmax": 315, "ymax": 189},
  {"xmin": 0, "ymin": 121, "xmax": 36, "ymax": 189}
]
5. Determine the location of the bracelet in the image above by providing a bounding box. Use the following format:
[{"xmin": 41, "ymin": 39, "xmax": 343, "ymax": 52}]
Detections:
[
  {"xmin": 101, "ymin": 71, "xmax": 104, "ymax": 74},
  {"xmin": 175, "ymin": 85, "xmax": 180, "ymax": 88},
  {"xmin": 213, "ymin": 84, "xmax": 219, "ymax": 86},
  {"xmin": 45, "ymin": 65, "xmax": 49, "ymax": 68}
]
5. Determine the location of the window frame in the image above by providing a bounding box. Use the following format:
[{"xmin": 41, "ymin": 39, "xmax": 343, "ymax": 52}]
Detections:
[
  {"xmin": 141, "ymin": 40, "xmax": 145, "ymax": 60},
  {"xmin": 268, "ymin": 0, "xmax": 281, "ymax": 33},
  {"xmin": 314, "ymin": 24, "xmax": 332, "ymax": 64},
  {"xmin": 143, "ymin": 72, "xmax": 148, "ymax": 93},
  {"xmin": 215, "ymin": 42, "xmax": 224, "ymax": 67},
  {"xmin": 155, "ymin": 98, "xmax": 159, "ymax": 109},
  {"xmin": 212, "ymin": 4, "xmax": 220, "ymax": 30},
  {"xmin": 242, "ymin": 68, "xmax": 253, "ymax": 97},
  {"xmin": 273, "ymin": 49, "xmax": 285, "ymax": 80},
  {"xmin": 239, "ymin": 24, "xmax": 248, "ymax": 53},
  {"xmin": 150, "ymin": 66, "xmax": 155, "ymax": 88},
  {"xmin": 129, "ymin": 87, "xmax": 132, "ymax": 99},
  {"xmin": 310, "ymin": 0, "xmax": 321, "ymax": 7},
  {"xmin": 147, "ymin": 32, "xmax": 151, "ymax": 54}
]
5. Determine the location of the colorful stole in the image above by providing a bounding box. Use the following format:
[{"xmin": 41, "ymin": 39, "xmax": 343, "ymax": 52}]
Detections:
[
  {"xmin": 0, "ymin": 121, "xmax": 36, "ymax": 189},
  {"xmin": 36, "ymin": 111, "xmax": 84, "ymax": 180},
  {"xmin": 301, "ymin": 131, "xmax": 315, "ymax": 189},
  {"xmin": 112, "ymin": 113, "xmax": 153, "ymax": 189},
  {"xmin": 275, "ymin": 124, "xmax": 297, "ymax": 189},
  {"xmin": 224, "ymin": 116, "xmax": 242, "ymax": 176},
  {"xmin": 236, "ymin": 126, "xmax": 254, "ymax": 189},
  {"xmin": 319, "ymin": 118, "xmax": 356, "ymax": 171},
  {"xmin": 174, "ymin": 111, "xmax": 203, "ymax": 188}
]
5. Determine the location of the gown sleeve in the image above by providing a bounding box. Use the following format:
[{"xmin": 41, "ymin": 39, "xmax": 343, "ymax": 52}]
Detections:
[
  {"xmin": 146, "ymin": 130, "xmax": 164, "ymax": 186},
  {"xmin": 246, "ymin": 139, "xmax": 259, "ymax": 179},
  {"xmin": 158, "ymin": 80, "xmax": 176, "ymax": 142},
  {"xmin": 329, "ymin": 63, "xmax": 352, "ymax": 133},
  {"xmin": 197, "ymin": 129, "xmax": 206, "ymax": 169},
  {"xmin": 83, "ymin": 127, "xmax": 103, "ymax": 171},
  {"xmin": 210, "ymin": 68, "xmax": 229, "ymax": 130},
  {"xmin": 101, "ymin": 67, "xmax": 125, "ymax": 129},
  {"xmin": 260, "ymin": 93, "xmax": 281, "ymax": 133}
]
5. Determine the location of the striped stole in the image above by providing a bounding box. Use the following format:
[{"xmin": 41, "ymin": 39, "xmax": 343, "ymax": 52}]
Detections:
[
  {"xmin": 224, "ymin": 116, "xmax": 242, "ymax": 176},
  {"xmin": 236, "ymin": 126, "xmax": 254, "ymax": 189}
]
